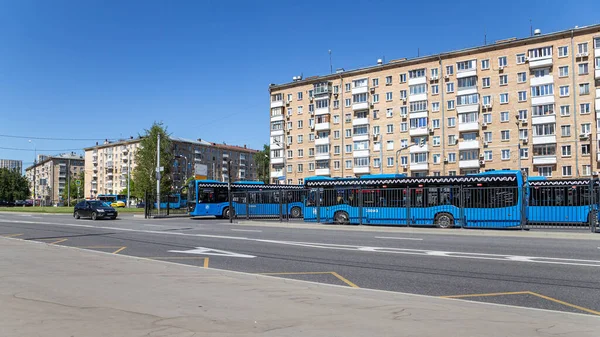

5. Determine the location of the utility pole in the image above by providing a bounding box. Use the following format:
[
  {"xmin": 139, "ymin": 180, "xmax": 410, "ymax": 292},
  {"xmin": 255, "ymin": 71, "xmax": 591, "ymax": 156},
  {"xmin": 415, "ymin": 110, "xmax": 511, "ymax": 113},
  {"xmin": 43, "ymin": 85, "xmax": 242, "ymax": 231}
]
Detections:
[
  {"xmin": 227, "ymin": 158, "xmax": 233, "ymax": 223},
  {"xmin": 156, "ymin": 134, "xmax": 161, "ymax": 214},
  {"xmin": 127, "ymin": 150, "xmax": 131, "ymax": 208},
  {"xmin": 29, "ymin": 140, "xmax": 36, "ymax": 207},
  {"xmin": 380, "ymin": 133, "xmax": 384, "ymax": 174},
  {"xmin": 67, "ymin": 158, "xmax": 71, "ymax": 207}
]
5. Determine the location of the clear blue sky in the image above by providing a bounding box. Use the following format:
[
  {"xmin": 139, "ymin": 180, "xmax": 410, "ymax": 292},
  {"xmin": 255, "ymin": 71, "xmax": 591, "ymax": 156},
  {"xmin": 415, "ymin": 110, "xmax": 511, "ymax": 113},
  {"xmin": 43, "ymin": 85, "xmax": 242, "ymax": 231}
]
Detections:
[{"xmin": 1, "ymin": 0, "xmax": 599, "ymax": 170}]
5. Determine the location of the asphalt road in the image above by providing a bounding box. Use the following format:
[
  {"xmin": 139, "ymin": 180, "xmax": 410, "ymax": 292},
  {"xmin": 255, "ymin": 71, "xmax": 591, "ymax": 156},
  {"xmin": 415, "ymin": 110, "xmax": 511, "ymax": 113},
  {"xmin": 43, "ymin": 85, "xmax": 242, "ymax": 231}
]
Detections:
[{"xmin": 1, "ymin": 211, "xmax": 600, "ymax": 316}]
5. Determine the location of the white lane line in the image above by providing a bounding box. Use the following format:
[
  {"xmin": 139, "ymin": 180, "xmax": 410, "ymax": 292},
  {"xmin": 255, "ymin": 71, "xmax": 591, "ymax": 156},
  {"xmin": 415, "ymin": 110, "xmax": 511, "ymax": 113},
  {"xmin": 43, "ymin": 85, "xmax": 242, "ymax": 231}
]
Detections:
[
  {"xmin": 231, "ymin": 229, "xmax": 262, "ymax": 233},
  {"xmin": 375, "ymin": 236, "xmax": 423, "ymax": 241},
  {"xmin": 143, "ymin": 224, "xmax": 166, "ymax": 227},
  {"xmin": 3, "ymin": 219, "xmax": 600, "ymax": 267}
]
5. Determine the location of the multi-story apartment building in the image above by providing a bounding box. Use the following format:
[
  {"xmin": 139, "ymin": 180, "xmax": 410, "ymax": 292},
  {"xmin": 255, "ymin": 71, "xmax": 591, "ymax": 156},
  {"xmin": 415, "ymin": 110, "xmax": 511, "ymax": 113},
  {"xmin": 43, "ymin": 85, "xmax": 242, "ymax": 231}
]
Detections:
[
  {"xmin": 84, "ymin": 137, "xmax": 258, "ymax": 199},
  {"xmin": 269, "ymin": 24, "xmax": 600, "ymax": 183},
  {"xmin": 25, "ymin": 153, "xmax": 85, "ymax": 204},
  {"xmin": 0, "ymin": 159, "xmax": 23, "ymax": 173}
]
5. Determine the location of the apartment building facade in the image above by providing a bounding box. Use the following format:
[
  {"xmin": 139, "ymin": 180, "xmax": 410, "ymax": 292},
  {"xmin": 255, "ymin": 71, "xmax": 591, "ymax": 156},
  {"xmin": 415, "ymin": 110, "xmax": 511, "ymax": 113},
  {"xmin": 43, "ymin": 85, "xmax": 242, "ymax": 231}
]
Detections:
[
  {"xmin": 84, "ymin": 137, "xmax": 258, "ymax": 199},
  {"xmin": 269, "ymin": 25, "xmax": 600, "ymax": 183},
  {"xmin": 25, "ymin": 153, "xmax": 85, "ymax": 203},
  {"xmin": 0, "ymin": 159, "xmax": 23, "ymax": 173}
]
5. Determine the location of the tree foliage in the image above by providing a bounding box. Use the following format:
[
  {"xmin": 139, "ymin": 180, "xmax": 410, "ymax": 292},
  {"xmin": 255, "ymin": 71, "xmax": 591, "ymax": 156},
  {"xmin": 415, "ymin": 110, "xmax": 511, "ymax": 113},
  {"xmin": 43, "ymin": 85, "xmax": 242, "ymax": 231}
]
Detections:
[
  {"xmin": 255, "ymin": 144, "xmax": 270, "ymax": 184},
  {"xmin": 0, "ymin": 168, "xmax": 30, "ymax": 201},
  {"xmin": 60, "ymin": 171, "xmax": 85, "ymax": 202},
  {"xmin": 132, "ymin": 122, "xmax": 173, "ymax": 199}
]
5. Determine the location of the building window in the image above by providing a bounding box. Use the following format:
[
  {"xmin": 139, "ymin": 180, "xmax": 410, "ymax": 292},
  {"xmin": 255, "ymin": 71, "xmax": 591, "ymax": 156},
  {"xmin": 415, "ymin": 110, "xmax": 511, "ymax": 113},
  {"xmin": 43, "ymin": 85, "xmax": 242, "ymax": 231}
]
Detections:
[
  {"xmin": 482, "ymin": 77, "xmax": 490, "ymax": 88},
  {"xmin": 400, "ymin": 106, "xmax": 407, "ymax": 116},
  {"xmin": 580, "ymin": 103, "xmax": 591, "ymax": 114},
  {"xmin": 447, "ymin": 153, "xmax": 456, "ymax": 162},
  {"xmin": 501, "ymin": 149, "xmax": 510, "ymax": 160},
  {"xmin": 559, "ymin": 85, "xmax": 569, "ymax": 97},
  {"xmin": 561, "ymin": 145, "xmax": 571, "ymax": 157},
  {"xmin": 400, "ymin": 122, "xmax": 408, "ymax": 132},
  {"xmin": 298, "ymin": 149, "xmax": 304, "ymax": 157},
  {"xmin": 372, "ymin": 78, "xmax": 379, "ymax": 87},
  {"xmin": 372, "ymin": 94, "xmax": 379, "ymax": 103},
  {"xmin": 345, "ymin": 83, "xmax": 351, "ymax": 92},
  {"xmin": 577, "ymin": 42, "xmax": 588, "ymax": 55},
  {"xmin": 345, "ymin": 128, "xmax": 352, "ymax": 138},
  {"xmin": 345, "ymin": 160, "xmax": 352, "ymax": 169},
  {"xmin": 499, "ymin": 93, "xmax": 509, "ymax": 104},
  {"xmin": 583, "ymin": 165, "xmax": 591, "ymax": 176},
  {"xmin": 432, "ymin": 154, "xmax": 441, "ymax": 164},
  {"xmin": 483, "ymin": 113, "xmax": 492, "ymax": 124},
  {"xmin": 333, "ymin": 115, "xmax": 340, "ymax": 124},
  {"xmin": 447, "ymin": 117, "xmax": 456, "ymax": 127},
  {"xmin": 386, "ymin": 124, "xmax": 394, "ymax": 133},
  {"xmin": 520, "ymin": 148, "xmax": 529, "ymax": 159},
  {"xmin": 484, "ymin": 132, "xmax": 492, "ymax": 142},
  {"xmin": 448, "ymin": 135, "xmax": 457, "ymax": 145},
  {"xmin": 446, "ymin": 82, "xmax": 454, "ymax": 93},
  {"xmin": 500, "ymin": 111, "xmax": 509, "ymax": 122},
  {"xmin": 333, "ymin": 85, "xmax": 339, "ymax": 94},
  {"xmin": 309, "ymin": 148, "xmax": 315, "ymax": 157},
  {"xmin": 578, "ymin": 63, "xmax": 589, "ymax": 75},
  {"xmin": 481, "ymin": 59, "xmax": 490, "ymax": 70},
  {"xmin": 345, "ymin": 98, "xmax": 351, "ymax": 107},
  {"xmin": 297, "ymin": 164, "xmax": 303, "ymax": 172},
  {"xmin": 431, "ymin": 68, "xmax": 439, "ymax": 78},
  {"xmin": 387, "ymin": 157, "xmax": 394, "ymax": 167},
  {"xmin": 558, "ymin": 46, "xmax": 568, "ymax": 57},
  {"xmin": 373, "ymin": 125, "xmax": 380, "ymax": 135},
  {"xmin": 447, "ymin": 100, "xmax": 455, "ymax": 110},
  {"xmin": 562, "ymin": 166, "xmax": 572, "ymax": 177},
  {"xmin": 582, "ymin": 144, "xmax": 591, "ymax": 155},
  {"xmin": 334, "ymin": 145, "xmax": 340, "ymax": 154},
  {"xmin": 385, "ymin": 76, "xmax": 392, "ymax": 85},
  {"xmin": 334, "ymin": 161, "xmax": 340, "ymax": 169},
  {"xmin": 498, "ymin": 56, "xmax": 507, "ymax": 67},
  {"xmin": 432, "ymin": 102, "xmax": 440, "ymax": 112},
  {"xmin": 373, "ymin": 110, "xmax": 379, "ymax": 119},
  {"xmin": 517, "ymin": 72, "xmax": 526, "ymax": 83},
  {"xmin": 385, "ymin": 92, "xmax": 393, "ymax": 101},
  {"xmin": 431, "ymin": 85, "xmax": 439, "ymax": 95},
  {"xmin": 433, "ymin": 136, "xmax": 440, "ymax": 146},
  {"xmin": 581, "ymin": 123, "xmax": 591, "ymax": 134},
  {"xmin": 399, "ymin": 73, "xmax": 407, "ymax": 83},
  {"xmin": 559, "ymin": 66, "xmax": 569, "ymax": 77},
  {"xmin": 561, "ymin": 125, "xmax": 571, "ymax": 137},
  {"xmin": 345, "ymin": 144, "xmax": 352, "ymax": 153},
  {"xmin": 297, "ymin": 120, "xmax": 303, "ymax": 129},
  {"xmin": 501, "ymin": 130, "xmax": 510, "ymax": 141},
  {"xmin": 385, "ymin": 108, "xmax": 393, "ymax": 118},
  {"xmin": 538, "ymin": 166, "xmax": 552, "ymax": 177},
  {"xmin": 373, "ymin": 158, "xmax": 380, "ymax": 168},
  {"xmin": 516, "ymin": 53, "xmax": 526, "ymax": 64},
  {"xmin": 484, "ymin": 150, "xmax": 493, "ymax": 161},
  {"xmin": 482, "ymin": 95, "xmax": 491, "ymax": 106},
  {"xmin": 519, "ymin": 129, "xmax": 528, "ymax": 140},
  {"xmin": 499, "ymin": 74, "xmax": 508, "ymax": 86},
  {"xmin": 518, "ymin": 91, "xmax": 527, "ymax": 102},
  {"xmin": 533, "ymin": 123, "xmax": 555, "ymax": 136},
  {"xmin": 432, "ymin": 119, "xmax": 440, "ymax": 128},
  {"xmin": 579, "ymin": 83, "xmax": 590, "ymax": 95},
  {"xmin": 518, "ymin": 109, "xmax": 528, "ymax": 120},
  {"xmin": 560, "ymin": 105, "xmax": 570, "ymax": 116}
]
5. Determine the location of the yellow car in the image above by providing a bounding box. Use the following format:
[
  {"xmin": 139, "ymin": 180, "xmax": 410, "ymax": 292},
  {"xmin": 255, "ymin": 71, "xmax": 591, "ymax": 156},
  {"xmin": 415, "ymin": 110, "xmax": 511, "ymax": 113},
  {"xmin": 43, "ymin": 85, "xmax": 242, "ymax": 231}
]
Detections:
[{"xmin": 110, "ymin": 201, "xmax": 126, "ymax": 208}]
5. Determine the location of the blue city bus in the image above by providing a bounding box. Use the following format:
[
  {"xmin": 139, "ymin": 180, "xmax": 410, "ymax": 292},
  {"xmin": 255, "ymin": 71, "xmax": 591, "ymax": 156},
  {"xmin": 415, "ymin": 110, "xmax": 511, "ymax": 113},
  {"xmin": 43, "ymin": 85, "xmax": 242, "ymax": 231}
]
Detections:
[
  {"xmin": 97, "ymin": 194, "xmax": 127, "ymax": 204},
  {"xmin": 187, "ymin": 180, "xmax": 305, "ymax": 218},
  {"xmin": 154, "ymin": 193, "xmax": 187, "ymax": 209},
  {"xmin": 303, "ymin": 170, "xmax": 524, "ymax": 228},
  {"xmin": 526, "ymin": 177, "xmax": 598, "ymax": 226}
]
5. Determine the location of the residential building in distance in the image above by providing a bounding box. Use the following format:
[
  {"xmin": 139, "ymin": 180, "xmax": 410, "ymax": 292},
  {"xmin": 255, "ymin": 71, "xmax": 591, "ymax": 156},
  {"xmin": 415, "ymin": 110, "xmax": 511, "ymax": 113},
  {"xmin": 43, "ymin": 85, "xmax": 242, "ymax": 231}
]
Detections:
[
  {"xmin": 0, "ymin": 159, "xmax": 23, "ymax": 173},
  {"xmin": 269, "ymin": 24, "xmax": 600, "ymax": 183},
  {"xmin": 24, "ymin": 153, "xmax": 85, "ymax": 204},
  {"xmin": 83, "ymin": 137, "xmax": 259, "ymax": 199}
]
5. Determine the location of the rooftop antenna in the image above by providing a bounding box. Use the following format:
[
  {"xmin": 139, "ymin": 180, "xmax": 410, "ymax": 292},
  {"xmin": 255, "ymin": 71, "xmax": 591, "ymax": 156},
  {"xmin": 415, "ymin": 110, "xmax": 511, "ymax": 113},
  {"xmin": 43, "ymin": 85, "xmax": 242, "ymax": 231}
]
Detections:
[
  {"xmin": 530, "ymin": 19, "xmax": 533, "ymax": 36},
  {"xmin": 328, "ymin": 50, "xmax": 333, "ymax": 74},
  {"xmin": 417, "ymin": 48, "xmax": 420, "ymax": 57},
  {"xmin": 484, "ymin": 26, "xmax": 487, "ymax": 45}
]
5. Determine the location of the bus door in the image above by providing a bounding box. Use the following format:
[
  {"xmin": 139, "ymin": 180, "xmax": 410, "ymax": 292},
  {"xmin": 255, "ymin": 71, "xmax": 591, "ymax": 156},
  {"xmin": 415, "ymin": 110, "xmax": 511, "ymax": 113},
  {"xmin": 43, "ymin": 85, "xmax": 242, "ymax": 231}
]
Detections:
[{"xmin": 304, "ymin": 188, "xmax": 325, "ymax": 221}]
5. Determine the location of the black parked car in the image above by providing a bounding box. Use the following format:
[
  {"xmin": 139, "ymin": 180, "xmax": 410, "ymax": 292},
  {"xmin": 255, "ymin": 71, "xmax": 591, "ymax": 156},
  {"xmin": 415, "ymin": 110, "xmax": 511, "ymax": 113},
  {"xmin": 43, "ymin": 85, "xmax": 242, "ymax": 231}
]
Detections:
[
  {"xmin": 73, "ymin": 200, "xmax": 118, "ymax": 220},
  {"xmin": 0, "ymin": 200, "xmax": 15, "ymax": 207}
]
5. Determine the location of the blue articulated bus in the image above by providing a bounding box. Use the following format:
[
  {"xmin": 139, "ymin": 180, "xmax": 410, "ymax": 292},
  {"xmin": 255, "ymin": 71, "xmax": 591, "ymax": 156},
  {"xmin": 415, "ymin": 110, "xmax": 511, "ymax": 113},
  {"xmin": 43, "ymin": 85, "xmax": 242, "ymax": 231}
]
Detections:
[
  {"xmin": 303, "ymin": 170, "xmax": 524, "ymax": 228},
  {"xmin": 187, "ymin": 180, "xmax": 305, "ymax": 218},
  {"xmin": 154, "ymin": 193, "xmax": 187, "ymax": 209},
  {"xmin": 526, "ymin": 177, "xmax": 599, "ymax": 226},
  {"xmin": 97, "ymin": 194, "xmax": 127, "ymax": 204}
]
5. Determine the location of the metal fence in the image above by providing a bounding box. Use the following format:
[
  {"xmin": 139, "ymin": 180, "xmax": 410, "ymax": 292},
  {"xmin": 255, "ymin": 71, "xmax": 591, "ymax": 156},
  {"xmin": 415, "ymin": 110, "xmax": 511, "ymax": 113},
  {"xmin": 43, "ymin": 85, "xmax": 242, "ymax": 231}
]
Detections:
[
  {"xmin": 235, "ymin": 186, "xmax": 599, "ymax": 232},
  {"xmin": 144, "ymin": 191, "xmax": 189, "ymax": 218}
]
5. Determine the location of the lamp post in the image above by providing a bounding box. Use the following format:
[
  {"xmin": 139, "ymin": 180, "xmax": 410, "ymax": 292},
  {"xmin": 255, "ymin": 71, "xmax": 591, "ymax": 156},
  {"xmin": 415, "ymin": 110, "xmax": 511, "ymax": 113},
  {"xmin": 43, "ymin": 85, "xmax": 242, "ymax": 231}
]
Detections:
[
  {"xmin": 515, "ymin": 115, "xmax": 522, "ymax": 175},
  {"xmin": 29, "ymin": 140, "xmax": 36, "ymax": 207}
]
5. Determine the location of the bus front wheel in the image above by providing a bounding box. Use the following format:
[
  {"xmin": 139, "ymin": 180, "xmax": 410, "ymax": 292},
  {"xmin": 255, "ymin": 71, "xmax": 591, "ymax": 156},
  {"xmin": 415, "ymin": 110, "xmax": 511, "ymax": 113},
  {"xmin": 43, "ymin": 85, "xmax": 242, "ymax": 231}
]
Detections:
[
  {"xmin": 334, "ymin": 211, "xmax": 349, "ymax": 225},
  {"xmin": 290, "ymin": 206, "xmax": 302, "ymax": 218},
  {"xmin": 222, "ymin": 207, "xmax": 233, "ymax": 219},
  {"xmin": 434, "ymin": 213, "xmax": 454, "ymax": 228}
]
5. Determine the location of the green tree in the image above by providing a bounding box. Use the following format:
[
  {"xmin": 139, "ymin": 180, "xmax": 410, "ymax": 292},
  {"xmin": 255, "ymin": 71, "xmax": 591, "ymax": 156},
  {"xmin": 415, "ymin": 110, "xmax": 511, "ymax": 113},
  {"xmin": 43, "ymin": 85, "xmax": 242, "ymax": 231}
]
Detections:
[
  {"xmin": 132, "ymin": 122, "xmax": 173, "ymax": 199},
  {"xmin": 60, "ymin": 172, "xmax": 85, "ymax": 203},
  {"xmin": 255, "ymin": 144, "xmax": 270, "ymax": 184},
  {"xmin": 0, "ymin": 168, "xmax": 30, "ymax": 202},
  {"xmin": 119, "ymin": 178, "xmax": 135, "ymax": 199}
]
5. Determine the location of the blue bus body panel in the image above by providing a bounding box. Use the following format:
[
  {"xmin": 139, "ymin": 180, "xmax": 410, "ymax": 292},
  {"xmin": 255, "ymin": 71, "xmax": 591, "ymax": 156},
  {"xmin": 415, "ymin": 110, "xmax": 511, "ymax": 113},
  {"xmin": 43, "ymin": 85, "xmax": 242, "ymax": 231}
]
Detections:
[{"xmin": 190, "ymin": 202, "xmax": 229, "ymax": 217}]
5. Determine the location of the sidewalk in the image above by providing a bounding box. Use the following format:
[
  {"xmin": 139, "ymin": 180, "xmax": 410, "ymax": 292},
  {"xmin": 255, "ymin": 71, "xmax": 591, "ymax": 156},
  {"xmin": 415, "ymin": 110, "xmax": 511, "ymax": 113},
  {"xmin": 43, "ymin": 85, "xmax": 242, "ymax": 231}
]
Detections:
[{"xmin": 1, "ymin": 238, "xmax": 598, "ymax": 337}]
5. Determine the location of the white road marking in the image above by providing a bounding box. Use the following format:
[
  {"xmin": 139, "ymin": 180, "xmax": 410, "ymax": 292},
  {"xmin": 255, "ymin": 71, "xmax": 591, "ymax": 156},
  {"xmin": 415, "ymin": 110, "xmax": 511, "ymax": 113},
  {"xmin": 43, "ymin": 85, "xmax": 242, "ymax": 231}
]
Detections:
[
  {"xmin": 2, "ymin": 219, "xmax": 600, "ymax": 267},
  {"xmin": 231, "ymin": 229, "xmax": 262, "ymax": 233},
  {"xmin": 169, "ymin": 247, "xmax": 255, "ymax": 258},
  {"xmin": 18, "ymin": 214, "xmax": 32, "ymax": 217},
  {"xmin": 143, "ymin": 224, "xmax": 166, "ymax": 227},
  {"xmin": 375, "ymin": 236, "xmax": 423, "ymax": 241}
]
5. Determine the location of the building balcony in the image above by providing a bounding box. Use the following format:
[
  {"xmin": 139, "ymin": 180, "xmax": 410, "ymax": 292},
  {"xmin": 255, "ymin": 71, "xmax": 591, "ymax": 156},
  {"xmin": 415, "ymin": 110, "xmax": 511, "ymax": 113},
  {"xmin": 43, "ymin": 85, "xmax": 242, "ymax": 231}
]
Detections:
[
  {"xmin": 270, "ymin": 139, "xmax": 283, "ymax": 150},
  {"xmin": 92, "ymin": 173, "xmax": 97, "ymax": 178},
  {"xmin": 270, "ymin": 114, "xmax": 284, "ymax": 122},
  {"xmin": 270, "ymin": 100, "xmax": 284, "ymax": 108},
  {"xmin": 529, "ymin": 55, "xmax": 553, "ymax": 69},
  {"xmin": 353, "ymin": 149, "xmax": 370, "ymax": 158},
  {"xmin": 106, "ymin": 162, "xmax": 114, "ymax": 168},
  {"xmin": 353, "ymin": 166, "xmax": 370, "ymax": 174},
  {"xmin": 409, "ymin": 145, "xmax": 428, "ymax": 153},
  {"xmin": 271, "ymin": 129, "xmax": 284, "ymax": 136},
  {"xmin": 456, "ymin": 103, "xmax": 479, "ymax": 114},
  {"xmin": 352, "ymin": 102, "xmax": 369, "ymax": 111},
  {"xmin": 352, "ymin": 118, "xmax": 369, "ymax": 126},
  {"xmin": 315, "ymin": 153, "xmax": 330, "ymax": 161},
  {"xmin": 271, "ymin": 157, "xmax": 284, "ymax": 164},
  {"xmin": 352, "ymin": 134, "xmax": 369, "ymax": 142},
  {"xmin": 459, "ymin": 140, "xmax": 480, "ymax": 150},
  {"xmin": 456, "ymin": 69, "xmax": 477, "ymax": 79},
  {"xmin": 533, "ymin": 156, "xmax": 557, "ymax": 165},
  {"xmin": 315, "ymin": 107, "xmax": 330, "ymax": 115},
  {"xmin": 532, "ymin": 135, "xmax": 557, "ymax": 145},
  {"xmin": 410, "ymin": 162, "xmax": 429, "ymax": 171},
  {"xmin": 595, "ymin": 69, "xmax": 600, "ymax": 80},
  {"xmin": 409, "ymin": 128, "xmax": 428, "ymax": 136},
  {"xmin": 270, "ymin": 169, "xmax": 284, "ymax": 178},
  {"xmin": 409, "ymin": 93, "xmax": 428, "ymax": 102},
  {"xmin": 351, "ymin": 85, "xmax": 368, "ymax": 95},
  {"xmin": 459, "ymin": 159, "xmax": 480, "ymax": 169},
  {"xmin": 315, "ymin": 137, "xmax": 330, "ymax": 145},
  {"xmin": 531, "ymin": 114, "xmax": 556, "ymax": 125},
  {"xmin": 530, "ymin": 75, "xmax": 554, "ymax": 86},
  {"xmin": 458, "ymin": 121, "xmax": 479, "ymax": 132},
  {"xmin": 315, "ymin": 122, "xmax": 330, "ymax": 131},
  {"xmin": 531, "ymin": 95, "xmax": 555, "ymax": 106},
  {"xmin": 315, "ymin": 168, "xmax": 331, "ymax": 176},
  {"xmin": 408, "ymin": 76, "xmax": 427, "ymax": 86},
  {"xmin": 457, "ymin": 87, "xmax": 478, "ymax": 96}
]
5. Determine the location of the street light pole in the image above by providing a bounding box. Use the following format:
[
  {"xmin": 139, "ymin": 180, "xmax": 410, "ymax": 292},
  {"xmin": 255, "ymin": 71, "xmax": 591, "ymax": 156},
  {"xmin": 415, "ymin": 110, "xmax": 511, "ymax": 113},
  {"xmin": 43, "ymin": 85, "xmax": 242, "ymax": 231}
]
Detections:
[
  {"xmin": 395, "ymin": 142, "xmax": 422, "ymax": 174},
  {"xmin": 29, "ymin": 140, "xmax": 36, "ymax": 207}
]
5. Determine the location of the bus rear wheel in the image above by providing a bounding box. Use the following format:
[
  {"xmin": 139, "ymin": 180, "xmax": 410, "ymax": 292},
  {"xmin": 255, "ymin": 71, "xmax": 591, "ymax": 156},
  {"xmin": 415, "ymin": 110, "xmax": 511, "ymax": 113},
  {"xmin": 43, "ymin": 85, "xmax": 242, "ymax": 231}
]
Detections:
[
  {"xmin": 334, "ymin": 211, "xmax": 349, "ymax": 225},
  {"xmin": 434, "ymin": 213, "xmax": 454, "ymax": 228},
  {"xmin": 290, "ymin": 206, "xmax": 302, "ymax": 218}
]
